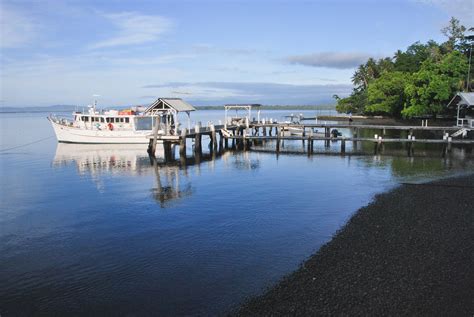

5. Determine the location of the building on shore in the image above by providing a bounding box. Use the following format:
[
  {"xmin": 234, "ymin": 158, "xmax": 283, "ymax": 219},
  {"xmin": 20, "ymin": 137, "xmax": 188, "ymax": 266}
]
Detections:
[{"xmin": 447, "ymin": 92, "xmax": 474, "ymax": 128}]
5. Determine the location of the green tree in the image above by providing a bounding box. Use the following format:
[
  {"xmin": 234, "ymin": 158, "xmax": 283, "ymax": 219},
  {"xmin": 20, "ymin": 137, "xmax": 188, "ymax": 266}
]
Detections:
[
  {"xmin": 394, "ymin": 41, "xmax": 441, "ymax": 72},
  {"xmin": 366, "ymin": 71, "xmax": 411, "ymax": 117},
  {"xmin": 335, "ymin": 89, "xmax": 367, "ymax": 114},
  {"xmin": 441, "ymin": 17, "xmax": 466, "ymax": 52},
  {"xmin": 403, "ymin": 51, "xmax": 468, "ymax": 118}
]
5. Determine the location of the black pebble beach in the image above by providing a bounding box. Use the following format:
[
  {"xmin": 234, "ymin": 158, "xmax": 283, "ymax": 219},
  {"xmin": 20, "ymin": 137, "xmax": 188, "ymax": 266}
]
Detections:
[{"xmin": 236, "ymin": 174, "xmax": 474, "ymax": 316}]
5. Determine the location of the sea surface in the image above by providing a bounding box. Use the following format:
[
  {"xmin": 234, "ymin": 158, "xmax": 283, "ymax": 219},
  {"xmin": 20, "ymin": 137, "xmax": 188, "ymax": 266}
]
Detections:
[{"xmin": 1, "ymin": 110, "xmax": 473, "ymax": 316}]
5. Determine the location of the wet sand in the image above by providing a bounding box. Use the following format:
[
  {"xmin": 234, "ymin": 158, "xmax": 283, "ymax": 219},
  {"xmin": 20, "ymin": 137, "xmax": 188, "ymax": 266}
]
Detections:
[{"xmin": 236, "ymin": 175, "xmax": 474, "ymax": 316}]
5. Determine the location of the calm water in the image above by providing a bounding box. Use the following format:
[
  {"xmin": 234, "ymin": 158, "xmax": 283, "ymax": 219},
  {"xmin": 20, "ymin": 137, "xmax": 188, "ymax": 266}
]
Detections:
[{"xmin": 1, "ymin": 111, "xmax": 473, "ymax": 316}]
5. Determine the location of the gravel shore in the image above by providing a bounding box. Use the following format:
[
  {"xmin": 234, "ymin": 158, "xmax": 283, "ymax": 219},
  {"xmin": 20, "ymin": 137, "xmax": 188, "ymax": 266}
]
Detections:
[{"xmin": 236, "ymin": 175, "xmax": 474, "ymax": 316}]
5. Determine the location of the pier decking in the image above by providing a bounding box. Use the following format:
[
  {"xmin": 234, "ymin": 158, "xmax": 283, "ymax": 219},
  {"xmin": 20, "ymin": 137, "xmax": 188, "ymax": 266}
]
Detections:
[{"xmin": 148, "ymin": 120, "xmax": 473, "ymax": 159}]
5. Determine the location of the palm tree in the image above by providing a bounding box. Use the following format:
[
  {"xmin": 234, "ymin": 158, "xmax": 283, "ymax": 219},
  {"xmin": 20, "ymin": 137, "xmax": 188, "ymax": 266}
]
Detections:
[{"xmin": 352, "ymin": 64, "xmax": 369, "ymax": 89}]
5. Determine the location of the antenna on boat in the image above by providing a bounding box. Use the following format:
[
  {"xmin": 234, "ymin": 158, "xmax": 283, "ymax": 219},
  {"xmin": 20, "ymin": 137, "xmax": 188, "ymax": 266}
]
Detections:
[{"xmin": 92, "ymin": 94, "xmax": 101, "ymax": 113}]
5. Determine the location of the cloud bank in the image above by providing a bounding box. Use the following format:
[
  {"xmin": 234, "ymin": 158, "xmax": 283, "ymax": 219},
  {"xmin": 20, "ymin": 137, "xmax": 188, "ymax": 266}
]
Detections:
[
  {"xmin": 286, "ymin": 52, "xmax": 373, "ymax": 69},
  {"xmin": 143, "ymin": 81, "xmax": 352, "ymax": 105}
]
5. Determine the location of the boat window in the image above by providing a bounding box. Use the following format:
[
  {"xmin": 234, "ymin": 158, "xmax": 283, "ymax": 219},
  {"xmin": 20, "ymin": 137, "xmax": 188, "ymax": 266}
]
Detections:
[
  {"xmin": 82, "ymin": 116, "xmax": 89, "ymax": 122},
  {"xmin": 100, "ymin": 117, "xmax": 105, "ymax": 123},
  {"xmin": 120, "ymin": 118, "xmax": 124, "ymax": 123},
  {"xmin": 125, "ymin": 118, "xmax": 129, "ymax": 123},
  {"xmin": 135, "ymin": 117, "xmax": 153, "ymax": 130}
]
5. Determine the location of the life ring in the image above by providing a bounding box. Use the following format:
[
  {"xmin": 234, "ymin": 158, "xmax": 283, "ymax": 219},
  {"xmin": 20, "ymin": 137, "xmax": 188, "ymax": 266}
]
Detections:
[{"xmin": 108, "ymin": 123, "xmax": 114, "ymax": 130}]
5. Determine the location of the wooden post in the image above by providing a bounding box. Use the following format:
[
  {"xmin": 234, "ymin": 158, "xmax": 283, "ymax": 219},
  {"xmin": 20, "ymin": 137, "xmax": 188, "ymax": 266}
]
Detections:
[
  {"xmin": 163, "ymin": 141, "xmax": 173, "ymax": 162},
  {"xmin": 341, "ymin": 137, "xmax": 346, "ymax": 154},
  {"xmin": 302, "ymin": 126, "xmax": 306, "ymax": 147},
  {"xmin": 147, "ymin": 139, "xmax": 154, "ymax": 155},
  {"xmin": 407, "ymin": 141, "xmax": 413, "ymax": 157},
  {"xmin": 307, "ymin": 134, "xmax": 312, "ymax": 155},
  {"xmin": 179, "ymin": 128, "xmax": 187, "ymax": 157},
  {"xmin": 243, "ymin": 129, "xmax": 251, "ymax": 150},
  {"xmin": 325, "ymin": 127, "xmax": 330, "ymax": 147},
  {"xmin": 219, "ymin": 131, "xmax": 224, "ymax": 150},
  {"xmin": 210, "ymin": 124, "xmax": 217, "ymax": 152},
  {"xmin": 276, "ymin": 126, "xmax": 281, "ymax": 153},
  {"xmin": 150, "ymin": 121, "xmax": 160, "ymax": 154},
  {"xmin": 194, "ymin": 124, "xmax": 202, "ymax": 154}
]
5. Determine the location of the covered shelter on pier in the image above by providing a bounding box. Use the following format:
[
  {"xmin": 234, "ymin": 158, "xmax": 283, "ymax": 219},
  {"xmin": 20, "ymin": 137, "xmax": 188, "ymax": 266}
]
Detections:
[
  {"xmin": 447, "ymin": 92, "xmax": 474, "ymax": 128},
  {"xmin": 224, "ymin": 104, "xmax": 262, "ymax": 127},
  {"xmin": 144, "ymin": 98, "xmax": 196, "ymax": 131}
]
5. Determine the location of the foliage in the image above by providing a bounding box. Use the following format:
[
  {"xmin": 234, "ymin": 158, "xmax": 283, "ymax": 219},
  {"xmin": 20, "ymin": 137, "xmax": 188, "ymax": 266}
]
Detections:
[
  {"xmin": 393, "ymin": 41, "xmax": 441, "ymax": 73},
  {"xmin": 402, "ymin": 51, "xmax": 468, "ymax": 117},
  {"xmin": 335, "ymin": 17, "xmax": 472, "ymax": 118},
  {"xmin": 366, "ymin": 72, "xmax": 411, "ymax": 117},
  {"xmin": 335, "ymin": 89, "xmax": 367, "ymax": 114}
]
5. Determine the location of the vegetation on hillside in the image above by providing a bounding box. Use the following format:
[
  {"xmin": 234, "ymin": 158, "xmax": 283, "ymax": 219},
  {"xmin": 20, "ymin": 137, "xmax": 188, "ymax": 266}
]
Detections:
[{"xmin": 334, "ymin": 18, "xmax": 473, "ymax": 118}]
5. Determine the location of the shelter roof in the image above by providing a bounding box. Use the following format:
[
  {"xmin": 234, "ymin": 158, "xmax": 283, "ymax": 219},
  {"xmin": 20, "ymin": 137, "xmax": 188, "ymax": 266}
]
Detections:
[
  {"xmin": 447, "ymin": 92, "xmax": 474, "ymax": 108},
  {"xmin": 145, "ymin": 98, "xmax": 196, "ymax": 113}
]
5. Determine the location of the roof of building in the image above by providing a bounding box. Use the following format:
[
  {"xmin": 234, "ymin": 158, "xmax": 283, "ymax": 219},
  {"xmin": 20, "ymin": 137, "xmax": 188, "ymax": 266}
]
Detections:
[
  {"xmin": 145, "ymin": 98, "xmax": 196, "ymax": 113},
  {"xmin": 447, "ymin": 92, "xmax": 474, "ymax": 108}
]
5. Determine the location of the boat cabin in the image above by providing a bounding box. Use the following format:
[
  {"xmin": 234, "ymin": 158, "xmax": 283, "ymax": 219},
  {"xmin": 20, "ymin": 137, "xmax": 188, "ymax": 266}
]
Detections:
[
  {"xmin": 70, "ymin": 98, "xmax": 196, "ymax": 134},
  {"xmin": 447, "ymin": 92, "xmax": 474, "ymax": 128}
]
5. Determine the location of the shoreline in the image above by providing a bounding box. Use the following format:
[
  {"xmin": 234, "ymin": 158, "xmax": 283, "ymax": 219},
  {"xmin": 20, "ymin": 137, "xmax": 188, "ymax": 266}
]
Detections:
[{"xmin": 236, "ymin": 174, "xmax": 474, "ymax": 316}]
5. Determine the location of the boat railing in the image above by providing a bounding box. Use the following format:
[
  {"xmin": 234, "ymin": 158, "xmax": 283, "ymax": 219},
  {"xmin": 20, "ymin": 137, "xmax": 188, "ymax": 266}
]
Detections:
[{"xmin": 49, "ymin": 115, "xmax": 74, "ymax": 127}]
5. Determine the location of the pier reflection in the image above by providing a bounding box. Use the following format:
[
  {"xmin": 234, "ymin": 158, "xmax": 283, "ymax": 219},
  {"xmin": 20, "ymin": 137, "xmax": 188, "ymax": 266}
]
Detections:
[
  {"xmin": 52, "ymin": 143, "xmax": 259, "ymax": 207},
  {"xmin": 53, "ymin": 144, "xmax": 195, "ymax": 207}
]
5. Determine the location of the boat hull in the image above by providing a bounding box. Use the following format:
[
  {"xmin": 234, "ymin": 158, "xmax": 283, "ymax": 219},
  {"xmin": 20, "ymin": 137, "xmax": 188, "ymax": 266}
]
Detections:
[{"xmin": 49, "ymin": 118, "xmax": 152, "ymax": 144}]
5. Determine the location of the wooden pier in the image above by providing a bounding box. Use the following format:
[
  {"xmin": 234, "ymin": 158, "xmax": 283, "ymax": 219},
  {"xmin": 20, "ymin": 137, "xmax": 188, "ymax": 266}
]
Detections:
[{"xmin": 148, "ymin": 121, "xmax": 473, "ymax": 160}]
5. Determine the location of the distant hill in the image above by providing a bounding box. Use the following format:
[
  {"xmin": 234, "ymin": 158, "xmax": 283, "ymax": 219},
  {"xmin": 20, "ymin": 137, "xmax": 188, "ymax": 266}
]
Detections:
[
  {"xmin": 193, "ymin": 104, "xmax": 336, "ymax": 110},
  {"xmin": 1, "ymin": 104, "xmax": 336, "ymax": 113},
  {"xmin": 0, "ymin": 105, "xmax": 79, "ymax": 113}
]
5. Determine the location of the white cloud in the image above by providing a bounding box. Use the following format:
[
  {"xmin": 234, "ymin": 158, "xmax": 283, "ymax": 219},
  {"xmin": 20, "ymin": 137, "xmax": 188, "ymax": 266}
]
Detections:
[
  {"xmin": 285, "ymin": 52, "xmax": 373, "ymax": 69},
  {"xmin": 90, "ymin": 12, "xmax": 173, "ymax": 49},
  {"xmin": 0, "ymin": 4, "xmax": 37, "ymax": 48},
  {"xmin": 143, "ymin": 81, "xmax": 352, "ymax": 104}
]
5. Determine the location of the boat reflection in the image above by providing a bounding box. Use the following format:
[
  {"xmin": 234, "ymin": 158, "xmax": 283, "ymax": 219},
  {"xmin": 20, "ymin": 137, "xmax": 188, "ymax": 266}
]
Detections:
[
  {"xmin": 53, "ymin": 143, "xmax": 196, "ymax": 207},
  {"xmin": 53, "ymin": 143, "xmax": 152, "ymax": 176},
  {"xmin": 52, "ymin": 143, "xmax": 260, "ymax": 207}
]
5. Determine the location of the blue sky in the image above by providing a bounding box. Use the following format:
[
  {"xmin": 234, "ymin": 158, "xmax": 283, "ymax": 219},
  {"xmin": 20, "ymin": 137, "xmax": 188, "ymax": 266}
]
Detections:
[{"xmin": 1, "ymin": 0, "xmax": 472, "ymax": 107}]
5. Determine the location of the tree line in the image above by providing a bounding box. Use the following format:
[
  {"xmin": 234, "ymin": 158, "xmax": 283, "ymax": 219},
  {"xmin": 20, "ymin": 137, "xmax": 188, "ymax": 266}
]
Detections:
[{"xmin": 334, "ymin": 18, "xmax": 473, "ymax": 118}]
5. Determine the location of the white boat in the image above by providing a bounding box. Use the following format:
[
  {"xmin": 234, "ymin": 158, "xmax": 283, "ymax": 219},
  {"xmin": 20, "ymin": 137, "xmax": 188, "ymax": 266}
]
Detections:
[
  {"xmin": 281, "ymin": 113, "xmax": 304, "ymax": 135},
  {"xmin": 48, "ymin": 98, "xmax": 196, "ymax": 144}
]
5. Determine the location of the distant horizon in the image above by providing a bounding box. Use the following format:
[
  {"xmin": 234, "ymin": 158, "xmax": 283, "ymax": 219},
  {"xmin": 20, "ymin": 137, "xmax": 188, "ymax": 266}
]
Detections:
[{"xmin": 0, "ymin": 103, "xmax": 337, "ymax": 113}]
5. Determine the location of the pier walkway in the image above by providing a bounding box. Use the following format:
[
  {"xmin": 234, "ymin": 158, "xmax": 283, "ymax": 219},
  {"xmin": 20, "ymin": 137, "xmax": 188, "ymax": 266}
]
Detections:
[{"xmin": 147, "ymin": 121, "xmax": 473, "ymax": 159}]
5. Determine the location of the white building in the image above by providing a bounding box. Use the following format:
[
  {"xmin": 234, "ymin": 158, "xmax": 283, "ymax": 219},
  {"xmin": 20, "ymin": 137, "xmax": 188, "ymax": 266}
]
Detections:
[{"xmin": 447, "ymin": 92, "xmax": 474, "ymax": 128}]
